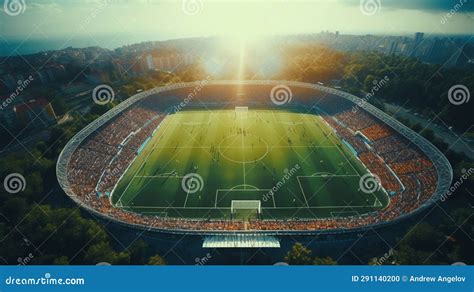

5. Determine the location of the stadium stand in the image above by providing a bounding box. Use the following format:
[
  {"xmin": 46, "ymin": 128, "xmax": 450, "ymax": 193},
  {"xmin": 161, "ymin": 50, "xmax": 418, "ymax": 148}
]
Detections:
[{"xmin": 61, "ymin": 82, "xmax": 446, "ymax": 232}]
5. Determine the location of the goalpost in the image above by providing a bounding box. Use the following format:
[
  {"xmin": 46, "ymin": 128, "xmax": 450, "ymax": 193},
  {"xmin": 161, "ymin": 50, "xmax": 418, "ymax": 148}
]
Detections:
[
  {"xmin": 231, "ymin": 200, "xmax": 261, "ymax": 220},
  {"xmin": 235, "ymin": 106, "xmax": 249, "ymax": 118}
]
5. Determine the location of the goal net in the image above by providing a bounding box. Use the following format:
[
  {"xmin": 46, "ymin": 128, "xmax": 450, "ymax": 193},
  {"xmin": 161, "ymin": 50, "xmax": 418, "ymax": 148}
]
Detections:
[
  {"xmin": 235, "ymin": 106, "xmax": 248, "ymax": 118},
  {"xmin": 231, "ymin": 200, "xmax": 261, "ymax": 220}
]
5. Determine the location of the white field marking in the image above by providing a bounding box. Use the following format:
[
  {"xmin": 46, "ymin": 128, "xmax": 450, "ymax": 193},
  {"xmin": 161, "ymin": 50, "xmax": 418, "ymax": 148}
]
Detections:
[
  {"xmin": 281, "ymin": 116, "xmax": 316, "ymax": 166},
  {"xmin": 124, "ymin": 206, "xmax": 231, "ymax": 209},
  {"xmin": 135, "ymin": 175, "xmax": 183, "ymax": 178},
  {"xmin": 121, "ymin": 118, "xmax": 174, "ymax": 199},
  {"xmin": 314, "ymin": 115, "xmax": 390, "ymax": 207},
  {"xmin": 214, "ymin": 188, "xmax": 273, "ymax": 208},
  {"xmin": 218, "ymin": 134, "xmax": 270, "ymax": 164},
  {"xmin": 138, "ymin": 113, "xmax": 214, "ymax": 178},
  {"xmin": 289, "ymin": 146, "xmax": 313, "ymax": 168},
  {"xmin": 271, "ymin": 188, "xmax": 277, "ymax": 208},
  {"xmin": 119, "ymin": 114, "xmax": 206, "ymax": 207},
  {"xmin": 123, "ymin": 205, "xmax": 377, "ymax": 210},
  {"xmin": 296, "ymin": 176, "xmax": 310, "ymax": 208},
  {"xmin": 140, "ymin": 211, "xmax": 168, "ymax": 217},
  {"xmin": 228, "ymin": 184, "xmax": 260, "ymax": 190},
  {"xmin": 298, "ymin": 174, "xmax": 361, "ymax": 178},
  {"xmin": 320, "ymin": 118, "xmax": 390, "ymax": 207},
  {"xmin": 330, "ymin": 211, "xmax": 360, "ymax": 217},
  {"xmin": 307, "ymin": 114, "xmax": 343, "ymax": 147},
  {"xmin": 269, "ymin": 110, "xmax": 314, "ymax": 125},
  {"xmin": 333, "ymin": 143, "xmax": 362, "ymax": 177},
  {"xmin": 121, "ymin": 111, "xmax": 255, "ymax": 209},
  {"xmin": 296, "ymin": 175, "xmax": 384, "ymax": 209},
  {"xmin": 135, "ymin": 170, "xmax": 179, "ymax": 178},
  {"xmin": 315, "ymin": 114, "xmax": 361, "ymax": 177},
  {"xmin": 118, "ymin": 110, "xmax": 378, "ymax": 213},
  {"xmin": 183, "ymin": 188, "xmax": 191, "ymax": 208},
  {"xmin": 271, "ymin": 111, "xmax": 315, "ymax": 125},
  {"xmin": 114, "ymin": 116, "xmax": 173, "ymax": 206},
  {"xmin": 314, "ymin": 114, "xmax": 361, "ymax": 177},
  {"xmin": 264, "ymin": 110, "xmax": 317, "ymax": 166},
  {"xmin": 240, "ymin": 115, "xmax": 246, "ymax": 187},
  {"xmin": 251, "ymin": 110, "xmax": 333, "ymax": 175},
  {"xmin": 110, "ymin": 154, "xmax": 138, "ymax": 207},
  {"xmin": 373, "ymin": 198, "xmax": 382, "ymax": 207},
  {"xmin": 278, "ymin": 121, "xmax": 314, "ymax": 125},
  {"xmin": 151, "ymin": 145, "xmax": 336, "ymax": 149},
  {"xmin": 169, "ymin": 112, "xmax": 212, "ymax": 126}
]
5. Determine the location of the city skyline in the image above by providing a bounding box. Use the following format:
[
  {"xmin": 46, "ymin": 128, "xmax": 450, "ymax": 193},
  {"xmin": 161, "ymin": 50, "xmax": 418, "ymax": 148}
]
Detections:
[{"xmin": 1, "ymin": 0, "xmax": 473, "ymax": 41}]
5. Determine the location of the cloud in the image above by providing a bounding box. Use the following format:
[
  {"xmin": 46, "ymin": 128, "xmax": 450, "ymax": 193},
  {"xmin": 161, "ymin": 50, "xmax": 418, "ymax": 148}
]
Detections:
[{"xmin": 341, "ymin": 0, "xmax": 474, "ymax": 12}]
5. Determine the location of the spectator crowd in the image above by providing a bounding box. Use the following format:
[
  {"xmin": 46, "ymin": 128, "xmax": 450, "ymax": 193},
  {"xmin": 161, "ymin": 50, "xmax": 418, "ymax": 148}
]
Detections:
[{"xmin": 66, "ymin": 87, "xmax": 439, "ymax": 232}]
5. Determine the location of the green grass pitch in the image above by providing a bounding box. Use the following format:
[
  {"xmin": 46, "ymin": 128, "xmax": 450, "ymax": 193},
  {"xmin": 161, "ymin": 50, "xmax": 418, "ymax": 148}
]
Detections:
[{"xmin": 111, "ymin": 109, "xmax": 389, "ymax": 220}]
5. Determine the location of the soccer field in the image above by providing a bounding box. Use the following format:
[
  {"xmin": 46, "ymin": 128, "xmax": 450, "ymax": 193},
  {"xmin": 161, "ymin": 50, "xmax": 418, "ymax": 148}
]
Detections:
[{"xmin": 111, "ymin": 109, "xmax": 388, "ymax": 220}]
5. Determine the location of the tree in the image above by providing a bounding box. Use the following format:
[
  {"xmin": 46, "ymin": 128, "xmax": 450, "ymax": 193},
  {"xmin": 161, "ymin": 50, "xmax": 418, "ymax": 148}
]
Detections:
[
  {"xmin": 284, "ymin": 242, "xmax": 312, "ymax": 265},
  {"xmin": 51, "ymin": 97, "xmax": 68, "ymax": 116},
  {"xmin": 148, "ymin": 254, "xmax": 166, "ymax": 265},
  {"xmin": 394, "ymin": 223, "xmax": 445, "ymax": 264},
  {"xmin": 84, "ymin": 242, "xmax": 130, "ymax": 265},
  {"xmin": 0, "ymin": 206, "xmax": 125, "ymax": 265},
  {"xmin": 313, "ymin": 256, "xmax": 337, "ymax": 265},
  {"xmin": 128, "ymin": 240, "xmax": 149, "ymax": 264},
  {"xmin": 52, "ymin": 256, "xmax": 70, "ymax": 265},
  {"xmin": 1, "ymin": 197, "xmax": 28, "ymax": 223}
]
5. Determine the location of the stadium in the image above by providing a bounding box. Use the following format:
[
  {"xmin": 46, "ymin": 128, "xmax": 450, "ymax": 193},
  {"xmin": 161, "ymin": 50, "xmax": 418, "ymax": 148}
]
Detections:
[{"xmin": 57, "ymin": 80, "xmax": 452, "ymax": 248}]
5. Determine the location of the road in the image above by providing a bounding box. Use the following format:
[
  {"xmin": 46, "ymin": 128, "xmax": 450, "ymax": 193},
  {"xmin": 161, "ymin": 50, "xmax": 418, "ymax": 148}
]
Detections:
[{"xmin": 383, "ymin": 102, "xmax": 474, "ymax": 160}]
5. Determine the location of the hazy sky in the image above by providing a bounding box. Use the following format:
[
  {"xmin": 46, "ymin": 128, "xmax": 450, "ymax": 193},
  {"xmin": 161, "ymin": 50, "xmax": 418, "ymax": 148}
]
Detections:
[{"xmin": 1, "ymin": 0, "xmax": 473, "ymax": 41}]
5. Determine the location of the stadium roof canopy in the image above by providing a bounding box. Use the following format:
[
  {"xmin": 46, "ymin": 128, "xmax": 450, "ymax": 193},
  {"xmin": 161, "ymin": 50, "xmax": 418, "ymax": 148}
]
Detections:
[{"xmin": 202, "ymin": 234, "xmax": 280, "ymax": 248}]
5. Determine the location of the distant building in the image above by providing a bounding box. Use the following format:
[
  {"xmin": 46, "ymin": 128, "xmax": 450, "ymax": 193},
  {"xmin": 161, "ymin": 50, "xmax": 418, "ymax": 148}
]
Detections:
[
  {"xmin": 0, "ymin": 95, "xmax": 22, "ymax": 130},
  {"xmin": 414, "ymin": 32, "xmax": 424, "ymax": 45},
  {"xmin": 455, "ymin": 43, "xmax": 474, "ymax": 67},
  {"xmin": 410, "ymin": 32, "xmax": 424, "ymax": 57},
  {"xmin": 14, "ymin": 98, "xmax": 57, "ymax": 128},
  {"xmin": 145, "ymin": 54, "xmax": 155, "ymax": 71},
  {"xmin": 388, "ymin": 41, "xmax": 397, "ymax": 55}
]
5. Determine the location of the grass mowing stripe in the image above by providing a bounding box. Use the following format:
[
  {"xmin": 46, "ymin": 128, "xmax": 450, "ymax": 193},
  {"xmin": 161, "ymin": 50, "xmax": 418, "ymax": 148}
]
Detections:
[{"xmin": 112, "ymin": 109, "xmax": 388, "ymax": 219}]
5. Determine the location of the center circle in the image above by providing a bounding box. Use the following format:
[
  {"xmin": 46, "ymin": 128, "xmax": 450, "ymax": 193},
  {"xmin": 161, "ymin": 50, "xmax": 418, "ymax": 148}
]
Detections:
[{"xmin": 218, "ymin": 134, "xmax": 268, "ymax": 164}]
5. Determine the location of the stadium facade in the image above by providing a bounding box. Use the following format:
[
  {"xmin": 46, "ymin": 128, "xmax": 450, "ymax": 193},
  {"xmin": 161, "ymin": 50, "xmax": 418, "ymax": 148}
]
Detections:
[{"xmin": 56, "ymin": 80, "xmax": 452, "ymax": 238}]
